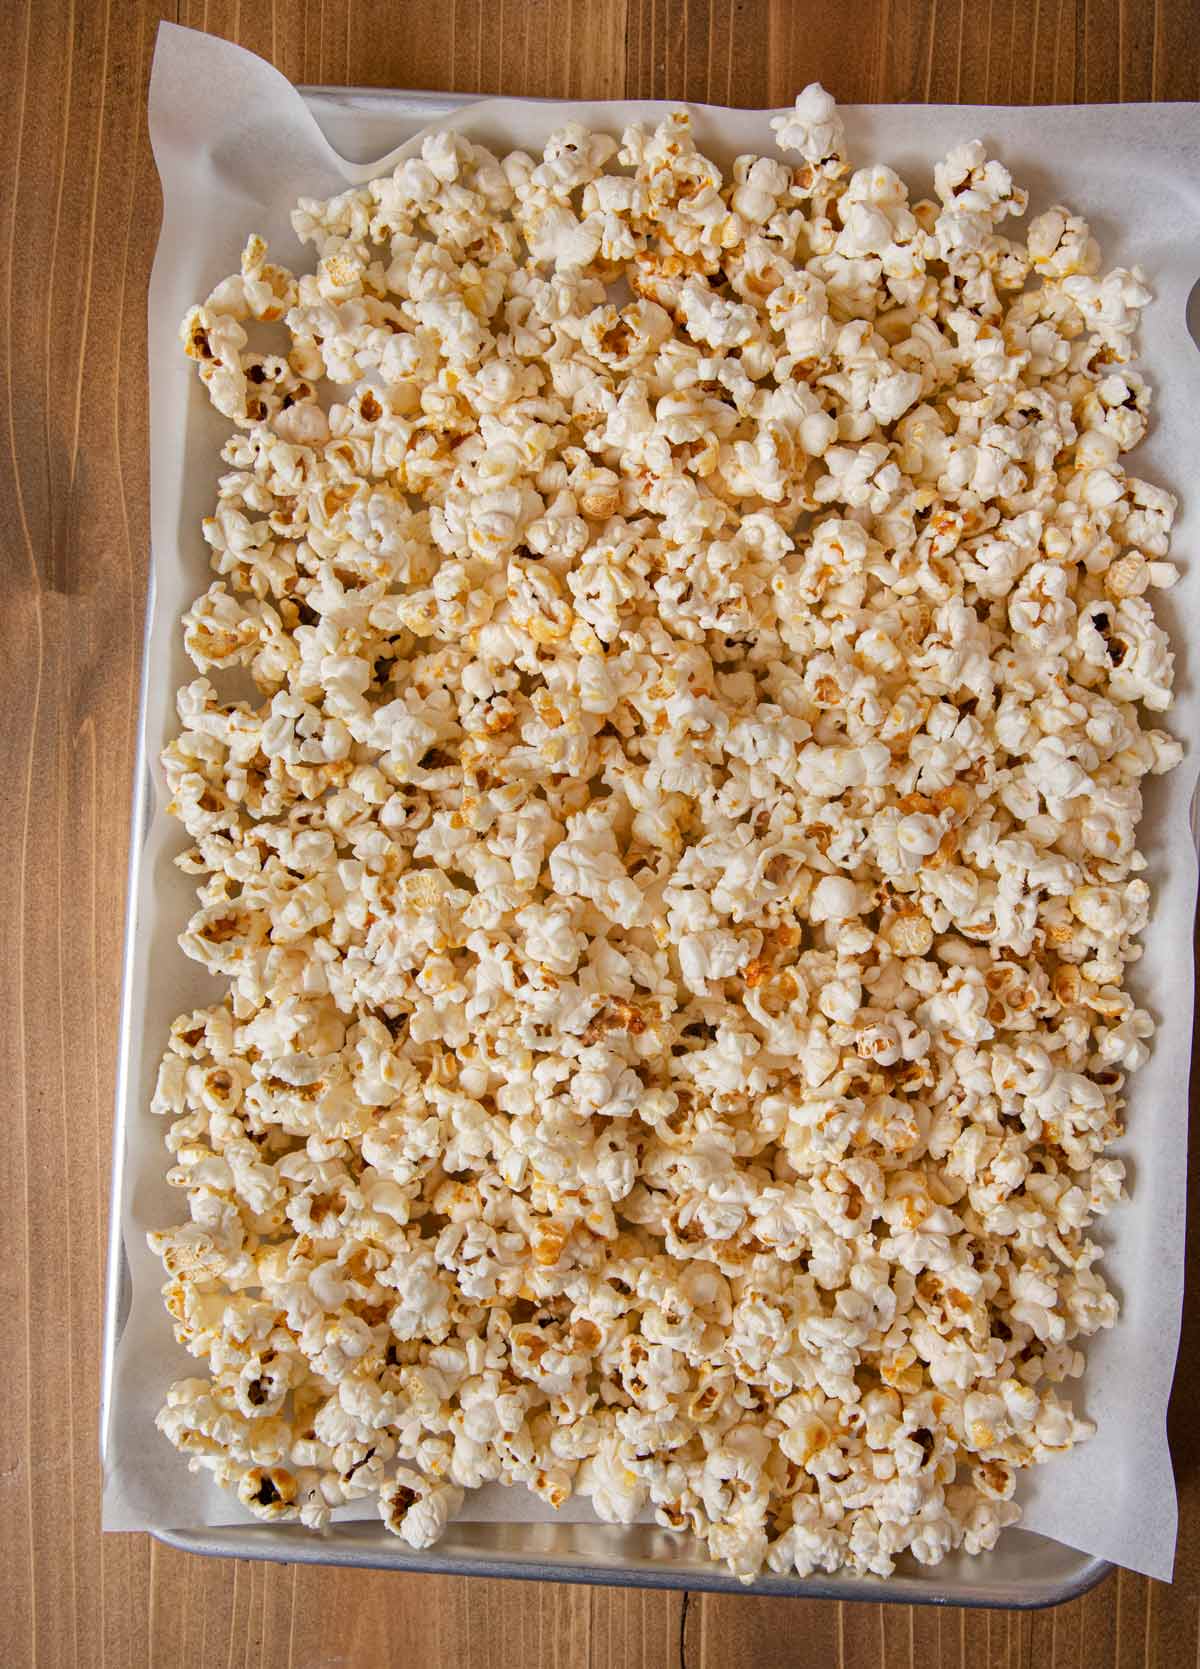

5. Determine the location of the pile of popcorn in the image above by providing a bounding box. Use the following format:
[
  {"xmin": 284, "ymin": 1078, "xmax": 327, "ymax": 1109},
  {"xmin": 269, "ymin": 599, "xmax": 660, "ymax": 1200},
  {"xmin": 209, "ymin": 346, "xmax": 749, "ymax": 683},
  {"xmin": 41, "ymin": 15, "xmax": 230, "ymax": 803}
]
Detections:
[{"xmin": 151, "ymin": 84, "xmax": 1183, "ymax": 1580}]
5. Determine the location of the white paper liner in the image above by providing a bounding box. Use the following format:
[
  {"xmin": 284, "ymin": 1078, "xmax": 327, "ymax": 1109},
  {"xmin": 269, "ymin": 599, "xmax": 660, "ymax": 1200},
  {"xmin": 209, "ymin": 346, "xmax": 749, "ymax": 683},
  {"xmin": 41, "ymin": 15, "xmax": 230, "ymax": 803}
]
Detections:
[{"xmin": 102, "ymin": 20, "xmax": 1200, "ymax": 1581}]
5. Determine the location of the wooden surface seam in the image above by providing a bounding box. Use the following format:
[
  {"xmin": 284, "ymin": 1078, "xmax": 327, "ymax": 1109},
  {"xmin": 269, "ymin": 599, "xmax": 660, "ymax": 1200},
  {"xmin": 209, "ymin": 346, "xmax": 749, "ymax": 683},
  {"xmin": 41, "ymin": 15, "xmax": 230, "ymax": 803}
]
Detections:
[{"xmin": 2, "ymin": 2, "xmax": 1199, "ymax": 1665}]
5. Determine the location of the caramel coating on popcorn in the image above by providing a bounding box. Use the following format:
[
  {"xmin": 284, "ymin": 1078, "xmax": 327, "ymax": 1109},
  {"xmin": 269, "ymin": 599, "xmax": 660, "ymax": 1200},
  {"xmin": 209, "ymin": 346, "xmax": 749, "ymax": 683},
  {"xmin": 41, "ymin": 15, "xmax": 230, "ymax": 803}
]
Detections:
[{"xmin": 151, "ymin": 87, "xmax": 1183, "ymax": 1581}]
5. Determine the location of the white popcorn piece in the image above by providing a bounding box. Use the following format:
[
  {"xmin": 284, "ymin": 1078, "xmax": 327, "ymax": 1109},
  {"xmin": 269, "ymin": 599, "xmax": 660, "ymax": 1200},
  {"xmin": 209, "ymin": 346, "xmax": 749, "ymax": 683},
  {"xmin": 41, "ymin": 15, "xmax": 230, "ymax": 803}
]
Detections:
[{"xmin": 771, "ymin": 84, "xmax": 847, "ymax": 171}]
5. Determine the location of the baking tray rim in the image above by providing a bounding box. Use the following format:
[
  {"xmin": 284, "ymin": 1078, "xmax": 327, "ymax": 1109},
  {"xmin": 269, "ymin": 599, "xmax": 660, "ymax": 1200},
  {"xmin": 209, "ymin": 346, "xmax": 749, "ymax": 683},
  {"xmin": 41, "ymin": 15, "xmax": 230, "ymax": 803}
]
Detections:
[{"xmin": 147, "ymin": 1520, "xmax": 1112, "ymax": 1610}]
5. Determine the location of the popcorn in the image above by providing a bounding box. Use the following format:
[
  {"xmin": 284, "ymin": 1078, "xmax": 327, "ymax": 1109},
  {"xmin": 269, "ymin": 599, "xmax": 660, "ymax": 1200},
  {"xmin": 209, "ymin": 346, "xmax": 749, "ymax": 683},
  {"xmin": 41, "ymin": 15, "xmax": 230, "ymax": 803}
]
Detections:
[
  {"xmin": 151, "ymin": 91, "xmax": 1181, "ymax": 1586},
  {"xmin": 771, "ymin": 84, "xmax": 847, "ymax": 172},
  {"xmin": 379, "ymin": 1469, "xmax": 465, "ymax": 1549}
]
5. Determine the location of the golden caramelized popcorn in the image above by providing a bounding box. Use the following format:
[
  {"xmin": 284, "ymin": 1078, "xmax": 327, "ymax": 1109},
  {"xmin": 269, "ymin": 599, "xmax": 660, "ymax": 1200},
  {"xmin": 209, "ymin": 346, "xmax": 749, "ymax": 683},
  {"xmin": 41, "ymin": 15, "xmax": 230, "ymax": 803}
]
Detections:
[{"xmin": 150, "ymin": 86, "xmax": 1182, "ymax": 1580}]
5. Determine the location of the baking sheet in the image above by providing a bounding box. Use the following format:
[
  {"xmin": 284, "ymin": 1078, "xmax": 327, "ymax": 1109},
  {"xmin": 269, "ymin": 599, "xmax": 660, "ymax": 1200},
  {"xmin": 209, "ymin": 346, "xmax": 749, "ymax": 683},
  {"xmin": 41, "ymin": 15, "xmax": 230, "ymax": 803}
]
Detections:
[{"xmin": 102, "ymin": 20, "xmax": 1200, "ymax": 1583}]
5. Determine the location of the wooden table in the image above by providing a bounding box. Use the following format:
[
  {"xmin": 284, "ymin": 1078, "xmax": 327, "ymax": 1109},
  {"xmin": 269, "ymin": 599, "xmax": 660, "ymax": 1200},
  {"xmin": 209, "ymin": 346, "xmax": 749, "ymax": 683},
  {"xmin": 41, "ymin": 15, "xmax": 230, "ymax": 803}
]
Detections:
[{"xmin": 4, "ymin": 2, "xmax": 1198, "ymax": 1664}]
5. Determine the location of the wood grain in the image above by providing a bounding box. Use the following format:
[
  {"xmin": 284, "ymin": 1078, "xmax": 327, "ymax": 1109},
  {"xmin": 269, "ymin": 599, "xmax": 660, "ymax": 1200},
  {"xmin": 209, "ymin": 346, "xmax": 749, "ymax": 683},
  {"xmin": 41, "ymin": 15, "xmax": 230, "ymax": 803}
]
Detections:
[{"xmin": 1, "ymin": 1, "xmax": 1197, "ymax": 1664}]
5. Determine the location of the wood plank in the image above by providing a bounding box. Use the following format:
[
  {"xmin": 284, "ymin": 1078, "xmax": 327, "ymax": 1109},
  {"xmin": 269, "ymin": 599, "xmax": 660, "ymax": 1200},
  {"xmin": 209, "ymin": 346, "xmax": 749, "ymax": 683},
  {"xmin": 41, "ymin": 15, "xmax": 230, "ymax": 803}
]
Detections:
[
  {"xmin": 687, "ymin": 1592, "xmax": 842, "ymax": 1667},
  {"xmin": 589, "ymin": 1585, "xmax": 686, "ymax": 1669}
]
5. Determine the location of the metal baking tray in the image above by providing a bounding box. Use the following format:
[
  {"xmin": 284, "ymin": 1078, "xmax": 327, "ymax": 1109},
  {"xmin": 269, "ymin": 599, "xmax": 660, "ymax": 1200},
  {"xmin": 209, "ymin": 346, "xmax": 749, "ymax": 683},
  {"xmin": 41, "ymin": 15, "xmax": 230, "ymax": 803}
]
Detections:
[{"xmin": 101, "ymin": 82, "xmax": 1113, "ymax": 1609}]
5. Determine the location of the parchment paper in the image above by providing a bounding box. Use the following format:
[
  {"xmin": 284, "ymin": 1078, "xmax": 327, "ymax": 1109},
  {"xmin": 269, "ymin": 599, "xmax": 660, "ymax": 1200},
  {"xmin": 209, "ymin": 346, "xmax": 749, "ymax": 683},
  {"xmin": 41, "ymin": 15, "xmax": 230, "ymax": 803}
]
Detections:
[{"xmin": 101, "ymin": 21, "xmax": 1200, "ymax": 1581}]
